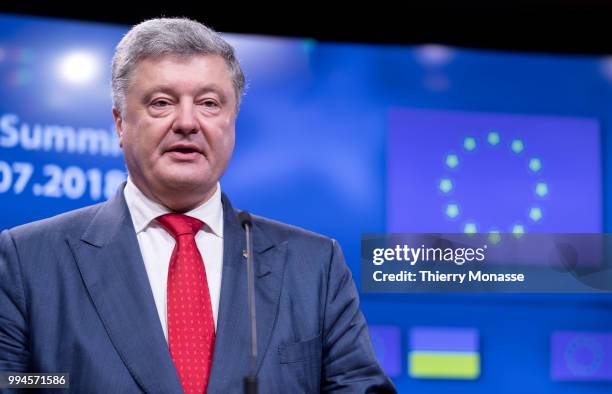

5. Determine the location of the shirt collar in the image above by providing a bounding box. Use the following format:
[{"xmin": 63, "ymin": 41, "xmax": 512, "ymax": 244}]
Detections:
[{"xmin": 123, "ymin": 177, "xmax": 223, "ymax": 238}]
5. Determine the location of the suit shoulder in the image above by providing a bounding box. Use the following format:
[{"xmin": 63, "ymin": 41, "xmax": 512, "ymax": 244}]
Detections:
[
  {"xmin": 5, "ymin": 202, "xmax": 105, "ymax": 242},
  {"xmin": 251, "ymin": 213, "xmax": 331, "ymax": 240},
  {"xmin": 246, "ymin": 212, "xmax": 336, "ymax": 251}
]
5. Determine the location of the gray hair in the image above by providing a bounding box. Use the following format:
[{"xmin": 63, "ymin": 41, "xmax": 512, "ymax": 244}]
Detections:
[{"xmin": 111, "ymin": 18, "xmax": 246, "ymax": 115}]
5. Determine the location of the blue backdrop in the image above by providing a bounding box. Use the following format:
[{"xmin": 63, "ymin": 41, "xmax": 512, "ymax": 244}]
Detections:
[{"xmin": 1, "ymin": 13, "xmax": 611, "ymax": 393}]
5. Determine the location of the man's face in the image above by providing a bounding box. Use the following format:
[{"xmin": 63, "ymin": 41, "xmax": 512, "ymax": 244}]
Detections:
[{"xmin": 113, "ymin": 54, "xmax": 236, "ymax": 211}]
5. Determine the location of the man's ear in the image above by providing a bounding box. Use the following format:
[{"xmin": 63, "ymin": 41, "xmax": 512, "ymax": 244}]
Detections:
[{"xmin": 112, "ymin": 107, "xmax": 124, "ymax": 148}]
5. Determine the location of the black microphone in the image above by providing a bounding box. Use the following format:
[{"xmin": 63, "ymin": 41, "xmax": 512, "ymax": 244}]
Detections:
[{"xmin": 238, "ymin": 211, "xmax": 258, "ymax": 394}]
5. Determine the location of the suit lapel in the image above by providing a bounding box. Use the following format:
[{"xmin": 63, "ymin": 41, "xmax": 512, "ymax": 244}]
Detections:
[
  {"xmin": 68, "ymin": 188, "xmax": 182, "ymax": 394},
  {"xmin": 207, "ymin": 195, "xmax": 287, "ymax": 391}
]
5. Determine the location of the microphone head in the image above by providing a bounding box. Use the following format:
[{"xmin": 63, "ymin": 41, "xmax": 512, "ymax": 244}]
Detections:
[{"xmin": 238, "ymin": 211, "xmax": 253, "ymax": 228}]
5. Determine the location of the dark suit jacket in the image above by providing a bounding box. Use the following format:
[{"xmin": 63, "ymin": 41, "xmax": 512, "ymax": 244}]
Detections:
[{"xmin": 0, "ymin": 187, "xmax": 395, "ymax": 393}]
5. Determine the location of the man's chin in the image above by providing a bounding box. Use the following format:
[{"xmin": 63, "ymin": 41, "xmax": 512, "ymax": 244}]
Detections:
[
  {"xmin": 156, "ymin": 173, "xmax": 216, "ymax": 195},
  {"xmin": 153, "ymin": 179, "xmax": 217, "ymax": 211}
]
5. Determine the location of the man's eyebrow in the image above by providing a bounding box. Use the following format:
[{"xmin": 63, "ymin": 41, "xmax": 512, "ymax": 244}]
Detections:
[
  {"xmin": 141, "ymin": 84, "xmax": 230, "ymax": 103},
  {"xmin": 142, "ymin": 86, "xmax": 176, "ymax": 102},
  {"xmin": 195, "ymin": 84, "xmax": 229, "ymax": 103}
]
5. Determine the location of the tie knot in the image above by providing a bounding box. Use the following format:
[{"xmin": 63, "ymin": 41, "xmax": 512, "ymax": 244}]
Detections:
[{"xmin": 156, "ymin": 213, "xmax": 203, "ymax": 239}]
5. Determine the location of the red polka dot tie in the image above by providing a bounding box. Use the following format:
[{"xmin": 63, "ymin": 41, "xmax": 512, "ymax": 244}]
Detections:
[{"xmin": 157, "ymin": 213, "xmax": 215, "ymax": 394}]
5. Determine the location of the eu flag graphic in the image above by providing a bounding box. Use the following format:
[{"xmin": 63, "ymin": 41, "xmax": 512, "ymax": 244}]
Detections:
[{"xmin": 388, "ymin": 108, "xmax": 601, "ymax": 234}]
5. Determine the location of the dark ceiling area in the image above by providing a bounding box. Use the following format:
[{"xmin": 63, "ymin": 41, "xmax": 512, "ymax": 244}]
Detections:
[{"xmin": 2, "ymin": 1, "xmax": 612, "ymax": 55}]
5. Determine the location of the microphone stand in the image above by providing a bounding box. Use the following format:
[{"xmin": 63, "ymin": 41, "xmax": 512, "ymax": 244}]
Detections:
[{"xmin": 239, "ymin": 212, "xmax": 258, "ymax": 394}]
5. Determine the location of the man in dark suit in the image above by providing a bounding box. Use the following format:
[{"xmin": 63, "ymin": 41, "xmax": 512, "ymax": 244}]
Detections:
[{"xmin": 0, "ymin": 18, "xmax": 395, "ymax": 393}]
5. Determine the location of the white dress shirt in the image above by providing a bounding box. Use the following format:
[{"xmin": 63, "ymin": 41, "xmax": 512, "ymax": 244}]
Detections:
[{"xmin": 123, "ymin": 178, "xmax": 224, "ymax": 341}]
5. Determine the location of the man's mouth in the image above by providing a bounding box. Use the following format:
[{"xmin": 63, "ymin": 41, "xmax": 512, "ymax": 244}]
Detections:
[
  {"xmin": 169, "ymin": 147, "xmax": 199, "ymax": 153},
  {"xmin": 165, "ymin": 145, "xmax": 203, "ymax": 160}
]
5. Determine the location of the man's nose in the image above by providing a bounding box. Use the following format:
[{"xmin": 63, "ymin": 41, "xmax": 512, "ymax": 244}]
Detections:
[{"xmin": 172, "ymin": 102, "xmax": 198, "ymax": 134}]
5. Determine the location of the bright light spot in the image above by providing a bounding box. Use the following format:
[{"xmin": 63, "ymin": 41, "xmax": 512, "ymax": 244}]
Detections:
[
  {"xmin": 529, "ymin": 207, "xmax": 543, "ymax": 222},
  {"xmin": 464, "ymin": 222, "xmax": 477, "ymax": 235},
  {"xmin": 57, "ymin": 51, "xmax": 100, "ymax": 84},
  {"xmin": 446, "ymin": 154, "xmax": 459, "ymax": 169},
  {"xmin": 439, "ymin": 178, "xmax": 453, "ymax": 193},
  {"xmin": 446, "ymin": 203, "xmax": 459, "ymax": 218},
  {"xmin": 464, "ymin": 137, "xmax": 476, "ymax": 151},
  {"xmin": 535, "ymin": 182, "xmax": 548, "ymax": 197},
  {"xmin": 488, "ymin": 230, "xmax": 501, "ymax": 245},
  {"xmin": 487, "ymin": 131, "xmax": 500, "ymax": 146},
  {"xmin": 415, "ymin": 44, "xmax": 455, "ymax": 67},
  {"xmin": 512, "ymin": 224, "xmax": 525, "ymax": 238},
  {"xmin": 529, "ymin": 158, "xmax": 542, "ymax": 173},
  {"xmin": 511, "ymin": 139, "xmax": 524, "ymax": 154}
]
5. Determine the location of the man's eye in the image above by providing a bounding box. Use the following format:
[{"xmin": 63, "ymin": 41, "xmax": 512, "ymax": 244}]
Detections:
[
  {"xmin": 202, "ymin": 100, "xmax": 219, "ymax": 108},
  {"xmin": 151, "ymin": 100, "xmax": 170, "ymax": 108}
]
